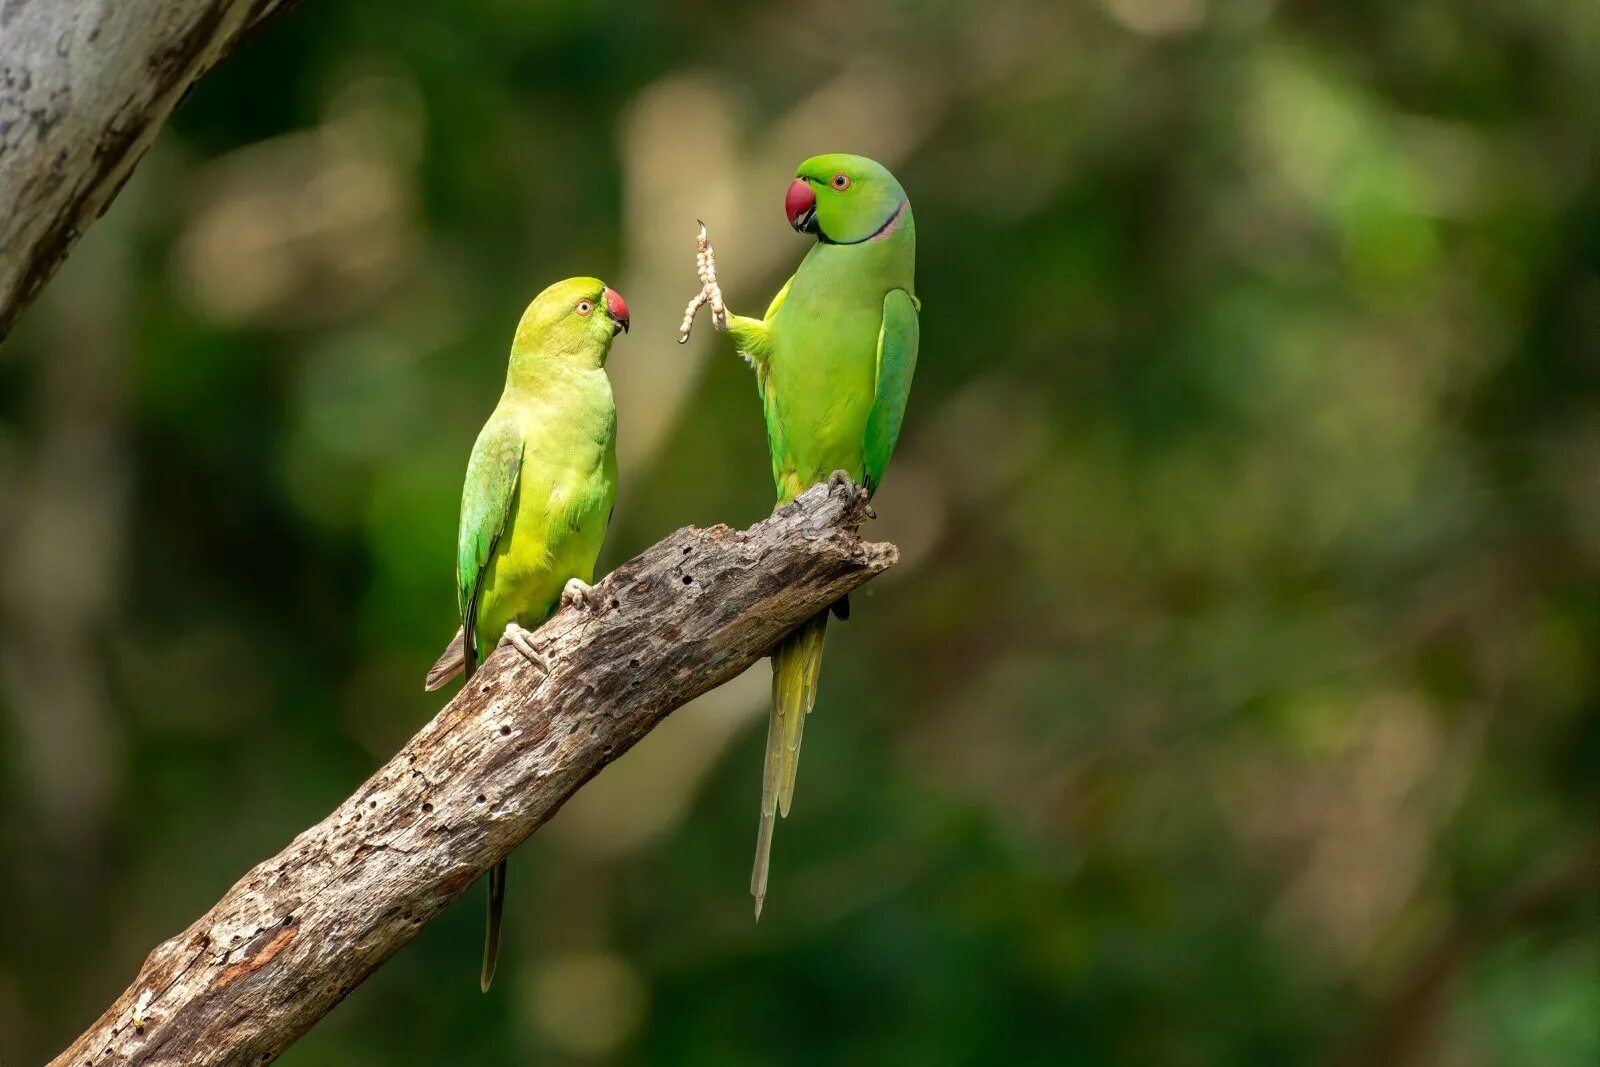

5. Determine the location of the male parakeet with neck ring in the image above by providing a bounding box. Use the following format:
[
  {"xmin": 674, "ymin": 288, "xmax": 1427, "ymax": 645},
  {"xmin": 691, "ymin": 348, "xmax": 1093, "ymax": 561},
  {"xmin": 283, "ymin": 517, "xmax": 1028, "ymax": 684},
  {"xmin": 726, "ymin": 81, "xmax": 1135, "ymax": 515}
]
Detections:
[
  {"xmin": 681, "ymin": 153, "xmax": 919, "ymax": 918},
  {"xmin": 426, "ymin": 275, "xmax": 629, "ymax": 989}
]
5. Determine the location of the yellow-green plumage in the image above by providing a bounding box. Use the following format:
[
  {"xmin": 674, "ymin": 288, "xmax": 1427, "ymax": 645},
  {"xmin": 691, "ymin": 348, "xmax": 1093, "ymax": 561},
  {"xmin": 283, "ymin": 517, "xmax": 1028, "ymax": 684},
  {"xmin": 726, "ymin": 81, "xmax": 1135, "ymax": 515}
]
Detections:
[
  {"xmin": 463, "ymin": 377, "xmax": 616, "ymax": 663},
  {"xmin": 720, "ymin": 154, "xmax": 919, "ymax": 916},
  {"xmin": 426, "ymin": 275, "xmax": 626, "ymax": 990}
]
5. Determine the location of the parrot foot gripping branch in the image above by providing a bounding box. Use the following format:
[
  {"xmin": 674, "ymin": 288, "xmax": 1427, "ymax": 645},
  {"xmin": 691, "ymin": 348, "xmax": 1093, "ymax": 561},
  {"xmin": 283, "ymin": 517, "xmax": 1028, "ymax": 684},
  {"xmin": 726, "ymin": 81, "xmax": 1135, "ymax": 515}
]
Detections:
[
  {"xmin": 560, "ymin": 576, "xmax": 599, "ymax": 610},
  {"xmin": 500, "ymin": 622, "xmax": 547, "ymax": 674},
  {"xmin": 499, "ymin": 579, "xmax": 599, "ymax": 675}
]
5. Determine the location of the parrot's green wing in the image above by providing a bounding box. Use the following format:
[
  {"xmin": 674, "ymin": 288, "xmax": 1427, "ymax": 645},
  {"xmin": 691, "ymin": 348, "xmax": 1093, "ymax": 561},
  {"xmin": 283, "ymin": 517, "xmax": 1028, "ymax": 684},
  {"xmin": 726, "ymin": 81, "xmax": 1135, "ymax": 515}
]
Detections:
[
  {"xmin": 861, "ymin": 288, "xmax": 920, "ymax": 495},
  {"xmin": 457, "ymin": 417, "xmax": 524, "ymax": 673}
]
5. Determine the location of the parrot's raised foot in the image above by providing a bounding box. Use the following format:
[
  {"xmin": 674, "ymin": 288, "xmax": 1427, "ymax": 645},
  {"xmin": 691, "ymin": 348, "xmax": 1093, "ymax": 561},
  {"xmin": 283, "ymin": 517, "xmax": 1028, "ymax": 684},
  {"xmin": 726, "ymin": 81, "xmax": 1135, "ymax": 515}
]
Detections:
[
  {"xmin": 560, "ymin": 577, "xmax": 597, "ymax": 610},
  {"xmin": 678, "ymin": 220, "xmax": 727, "ymax": 343},
  {"xmin": 502, "ymin": 622, "xmax": 548, "ymax": 674}
]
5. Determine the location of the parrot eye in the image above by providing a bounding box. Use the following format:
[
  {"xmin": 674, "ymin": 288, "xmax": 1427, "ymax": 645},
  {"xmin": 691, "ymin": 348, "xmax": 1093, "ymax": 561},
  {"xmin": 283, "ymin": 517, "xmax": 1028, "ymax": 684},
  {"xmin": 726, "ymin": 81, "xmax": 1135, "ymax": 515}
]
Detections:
[
  {"xmin": 831, "ymin": 174, "xmax": 851, "ymax": 190},
  {"xmin": 575, "ymin": 299, "xmax": 594, "ymax": 316}
]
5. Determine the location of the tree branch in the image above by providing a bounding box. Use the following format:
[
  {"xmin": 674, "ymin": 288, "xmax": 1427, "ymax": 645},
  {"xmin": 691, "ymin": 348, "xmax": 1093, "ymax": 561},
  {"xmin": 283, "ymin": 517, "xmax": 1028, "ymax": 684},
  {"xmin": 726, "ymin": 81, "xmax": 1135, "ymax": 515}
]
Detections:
[
  {"xmin": 50, "ymin": 480, "xmax": 896, "ymax": 1067},
  {"xmin": 0, "ymin": 0, "xmax": 298, "ymax": 344}
]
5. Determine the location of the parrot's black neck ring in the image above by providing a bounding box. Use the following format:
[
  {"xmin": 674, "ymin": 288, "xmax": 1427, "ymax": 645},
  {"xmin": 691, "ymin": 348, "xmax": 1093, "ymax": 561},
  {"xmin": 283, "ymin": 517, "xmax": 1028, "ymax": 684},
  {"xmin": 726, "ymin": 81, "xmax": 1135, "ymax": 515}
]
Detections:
[{"xmin": 818, "ymin": 199, "xmax": 909, "ymax": 246}]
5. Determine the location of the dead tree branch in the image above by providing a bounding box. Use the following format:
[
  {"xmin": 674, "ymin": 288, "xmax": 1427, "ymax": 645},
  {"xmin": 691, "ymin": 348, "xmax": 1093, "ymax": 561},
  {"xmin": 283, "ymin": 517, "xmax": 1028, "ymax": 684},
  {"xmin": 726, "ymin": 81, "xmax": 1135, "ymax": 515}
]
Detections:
[
  {"xmin": 49, "ymin": 479, "xmax": 895, "ymax": 1067},
  {"xmin": 0, "ymin": 0, "xmax": 297, "ymax": 343}
]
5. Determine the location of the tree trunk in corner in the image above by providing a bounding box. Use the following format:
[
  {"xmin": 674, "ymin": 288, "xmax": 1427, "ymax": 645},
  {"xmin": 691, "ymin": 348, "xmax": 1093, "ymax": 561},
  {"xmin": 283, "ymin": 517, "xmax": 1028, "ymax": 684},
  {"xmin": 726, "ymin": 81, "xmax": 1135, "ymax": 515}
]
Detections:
[{"xmin": 0, "ymin": 0, "xmax": 298, "ymax": 342}]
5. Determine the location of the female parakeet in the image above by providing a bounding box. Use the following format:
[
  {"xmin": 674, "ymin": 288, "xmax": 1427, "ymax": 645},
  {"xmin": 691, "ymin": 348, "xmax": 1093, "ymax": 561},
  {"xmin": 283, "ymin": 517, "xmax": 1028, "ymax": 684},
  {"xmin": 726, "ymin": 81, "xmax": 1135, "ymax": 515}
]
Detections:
[
  {"xmin": 425, "ymin": 275, "xmax": 629, "ymax": 990},
  {"xmin": 681, "ymin": 153, "xmax": 919, "ymax": 917}
]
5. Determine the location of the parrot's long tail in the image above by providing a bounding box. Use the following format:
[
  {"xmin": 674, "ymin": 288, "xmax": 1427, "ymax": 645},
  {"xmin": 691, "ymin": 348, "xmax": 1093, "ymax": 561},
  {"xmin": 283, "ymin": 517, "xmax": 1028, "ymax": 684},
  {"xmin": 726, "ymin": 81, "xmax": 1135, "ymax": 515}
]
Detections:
[
  {"xmin": 436, "ymin": 626, "xmax": 507, "ymax": 992},
  {"xmin": 424, "ymin": 627, "xmax": 466, "ymax": 691},
  {"xmin": 481, "ymin": 859, "xmax": 507, "ymax": 992},
  {"xmin": 752, "ymin": 609, "xmax": 828, "ymax": 919}
]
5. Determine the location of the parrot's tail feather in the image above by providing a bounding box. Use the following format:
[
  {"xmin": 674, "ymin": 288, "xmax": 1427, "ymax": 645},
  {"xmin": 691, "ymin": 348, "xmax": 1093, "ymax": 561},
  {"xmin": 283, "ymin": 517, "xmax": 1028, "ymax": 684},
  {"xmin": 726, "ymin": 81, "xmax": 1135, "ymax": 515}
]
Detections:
[
  {"xmin": 480, "ymin": 859, "xmax": 507, "ymax": 992},
  {"xmin": 425, "ymin": 627, "xmax": 467, "ymax": 691},
  {"xmin": 751, "ymin": 610, "xmax": 828, "ymax": 919},
  {"xmin": 752, "ymin": 796, "xmax": 775, "ymax": 921}
]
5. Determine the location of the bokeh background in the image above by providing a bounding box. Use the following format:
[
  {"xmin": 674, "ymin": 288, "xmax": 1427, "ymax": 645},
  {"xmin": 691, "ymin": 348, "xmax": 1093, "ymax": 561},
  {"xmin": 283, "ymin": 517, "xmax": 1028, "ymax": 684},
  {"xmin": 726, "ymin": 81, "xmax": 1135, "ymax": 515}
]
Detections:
[{"xmin": 2, "ymin": 1, "xmax": 1596, "ymax": 1064}]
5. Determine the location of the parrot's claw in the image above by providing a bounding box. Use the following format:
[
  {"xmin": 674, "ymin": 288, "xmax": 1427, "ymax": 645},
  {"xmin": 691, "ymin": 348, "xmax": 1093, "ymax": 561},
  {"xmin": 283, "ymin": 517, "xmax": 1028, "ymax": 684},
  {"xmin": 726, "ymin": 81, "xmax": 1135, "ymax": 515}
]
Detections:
[
  {"xmin": 503, "ymin": 622, "xmax": 548, "ymax": 674},
  {"xmin": 678, "ymin": 220, "xmax": 727, "ymax": 343},
  {"xmin": 826, "ymin": 470, "xmax": 854, "ymax": 498},
  {"xmin": 560, "ymin": 577, "xmax": 597, "ymax": 611}
]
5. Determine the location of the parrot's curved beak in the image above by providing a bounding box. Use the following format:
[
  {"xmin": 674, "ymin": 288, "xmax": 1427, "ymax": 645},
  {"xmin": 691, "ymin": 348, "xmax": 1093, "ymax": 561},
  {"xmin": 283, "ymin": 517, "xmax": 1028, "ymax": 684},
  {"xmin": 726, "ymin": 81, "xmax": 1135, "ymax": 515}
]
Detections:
[
  {"xmin": 786, "ymin": 178, "xmax": 818, "ymax": 235},
  {"xmin": 603, "ymin": 286, "xmax": 630, "ymax": 335}
]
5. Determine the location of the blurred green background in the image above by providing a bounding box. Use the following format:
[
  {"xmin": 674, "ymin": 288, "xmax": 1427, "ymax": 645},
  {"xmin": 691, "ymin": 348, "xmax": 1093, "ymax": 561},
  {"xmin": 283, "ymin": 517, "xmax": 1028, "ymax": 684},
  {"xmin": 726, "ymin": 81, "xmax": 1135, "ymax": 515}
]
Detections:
[{"xmin": 2, "ymin": 1, "xmax": 1596, "ymax": 1064}]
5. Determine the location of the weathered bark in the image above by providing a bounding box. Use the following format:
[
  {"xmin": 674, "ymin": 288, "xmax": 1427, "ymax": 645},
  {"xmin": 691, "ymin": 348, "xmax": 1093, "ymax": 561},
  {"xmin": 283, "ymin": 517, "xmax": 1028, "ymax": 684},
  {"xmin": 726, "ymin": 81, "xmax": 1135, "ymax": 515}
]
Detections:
[
  {"xmin": 0, "ymin": 0, "xmax": 296, "ymax": 343},
  {"xmin": 51, "ymin": 480, "xmax": 896, "ymax": 1067}
]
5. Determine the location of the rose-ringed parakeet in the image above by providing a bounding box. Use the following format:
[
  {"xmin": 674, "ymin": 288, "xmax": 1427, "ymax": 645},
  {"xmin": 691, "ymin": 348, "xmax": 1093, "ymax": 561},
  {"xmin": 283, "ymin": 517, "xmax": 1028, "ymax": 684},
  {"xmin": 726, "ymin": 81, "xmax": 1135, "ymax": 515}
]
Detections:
[
  {"xmin": 425, "ymin": 275, "xmax": 629, "ymax": 990},
  {"xmin": 681, "ymin": 153, "xmax": 919, "ymax": 917}
]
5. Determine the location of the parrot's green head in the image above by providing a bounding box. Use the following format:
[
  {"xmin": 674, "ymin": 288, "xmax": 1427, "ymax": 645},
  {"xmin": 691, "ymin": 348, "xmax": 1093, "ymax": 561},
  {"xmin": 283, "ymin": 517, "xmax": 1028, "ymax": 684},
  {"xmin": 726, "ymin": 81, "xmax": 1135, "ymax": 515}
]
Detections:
[
  {"xmin": 511, "ymin": 276, "xmax": 630, "ymax": 369},
  {"xmin": 786, "ymin": 153, "xmax": 909, "ymax": 246}
]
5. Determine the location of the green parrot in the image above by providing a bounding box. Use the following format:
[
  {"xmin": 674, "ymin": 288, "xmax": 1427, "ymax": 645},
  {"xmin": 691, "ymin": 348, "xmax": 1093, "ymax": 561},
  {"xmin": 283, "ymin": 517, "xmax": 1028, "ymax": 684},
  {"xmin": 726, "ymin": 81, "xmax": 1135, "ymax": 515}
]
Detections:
[
  {"xmin": 681, "ymin": 153, "xmax": 919, "ymax": 917},
  {"xmin": 425, "ymin": 275, "xmax": 629, "ymax": 990}
]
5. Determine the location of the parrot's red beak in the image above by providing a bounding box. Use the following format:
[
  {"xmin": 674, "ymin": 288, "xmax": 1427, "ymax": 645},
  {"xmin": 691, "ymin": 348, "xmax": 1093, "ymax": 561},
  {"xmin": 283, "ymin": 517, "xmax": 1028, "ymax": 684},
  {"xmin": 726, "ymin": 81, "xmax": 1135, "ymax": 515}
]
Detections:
[
  {"xmin": 604, "ymin": 286, "xmax": 629, "ymax": 335},
  {"xmin": 786, "ymin": 178, "xmax": 818, "ymax": 234}
]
